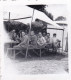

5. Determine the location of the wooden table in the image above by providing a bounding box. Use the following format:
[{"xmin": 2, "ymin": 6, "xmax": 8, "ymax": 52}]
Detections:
[
  {"xmin": 4, "ymin": 41, "xmax": 19, "ymax": 53},
  {"xmin": 7, "ymin": 43, "xmax": 53, "ymax": 59}
]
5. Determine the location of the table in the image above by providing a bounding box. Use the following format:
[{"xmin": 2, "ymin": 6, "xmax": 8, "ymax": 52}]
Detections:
[
  {"xmin": 7, "ymin": 43, "xmax": 51, "ymax": 59},
  {"xmin": 4, "ymin": 41, "xmax": 19, "ymax": 53}
]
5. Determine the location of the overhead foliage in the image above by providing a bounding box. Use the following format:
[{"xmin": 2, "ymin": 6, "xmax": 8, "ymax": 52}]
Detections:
[{"xmin": 55, "ymin": 16, "xmax": 66, "ymax": 21}]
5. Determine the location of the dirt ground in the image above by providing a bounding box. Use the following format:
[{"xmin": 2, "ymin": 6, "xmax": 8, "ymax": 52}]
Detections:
[{"xmin": 4, "ymin": 52, "xmax": 68, "ymax": 75}]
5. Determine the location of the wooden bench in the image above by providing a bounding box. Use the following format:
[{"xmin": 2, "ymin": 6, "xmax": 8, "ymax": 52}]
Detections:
[
  {"xmin": 6, "ymin": 42, "xmax": 62, "ymax": 59},
  {"xmin": 7, "ymin": 47, "xmax": 43, "ymax": 59},
  {"xmin": 7, "ymin": 48, "xmax": 25, "ymax": 59}
]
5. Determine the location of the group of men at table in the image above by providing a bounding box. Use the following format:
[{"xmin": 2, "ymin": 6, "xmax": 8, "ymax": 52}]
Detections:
[{"xmin": 9, "ymin": 30, "xmax": 61, "ymax": 51}]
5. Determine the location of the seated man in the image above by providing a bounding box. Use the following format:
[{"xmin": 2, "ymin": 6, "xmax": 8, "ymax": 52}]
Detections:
[
  {"xmin": 9, "ymin": 29, "xmax": 20, "ymax": 42},
  {"xmin": 29, "ymin": 31, "xmax": 37, "ymax": 47},
  {"xmin": 12, "ymin": 33, "xmax": 20, "ymax": 42},
  {"xmin": 9, "ymin": 29, "xmax": 16, "ymax": 40},
  {"xmin": 13, "ymin": 32, "xmax": 32, "ymax": 57},
  {"xmin": 37, "ymin": 32, "xmax": 46, "ymax": 47},
  {"xmin": 43, "ymin": 32, "xmax": 46, "ymax": 37},
  {"xmin": 14, "ymin": 31, "xmax": 29, "ymax": 49},
  {"xmin": 44, "ymin": 33, "xmax": 52, "ymax": 48}
]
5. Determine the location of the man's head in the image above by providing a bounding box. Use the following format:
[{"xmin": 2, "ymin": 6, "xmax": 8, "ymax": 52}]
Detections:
[
  {"xmin": 30, "ymin": 31, "xmax": 35, "ymax": 36},
  {"xmin": 47, "ymin": 33, "xmax": 50, "ymax": 37},
  {"xmin": 38, "ymin": 32, "xmax": 42, "ymax": 38},
  {"xmin": 53, "ymin": 33, "xmax": 56, "ymax": 37},
  {"xmin": 12, "ymin": 30, "xmax": 15, "ymax": 33},
  {"xmin": 22, "ymin": 32, "xmax": 25, "ymax": 36},
  {"xmin": 43, "ymin": 32, "xmax": 46, "ymax": 37}
]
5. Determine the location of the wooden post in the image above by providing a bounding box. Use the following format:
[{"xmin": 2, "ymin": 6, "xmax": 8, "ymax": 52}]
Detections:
[
  {"xmin": 9, "ymin": 12, "xmax": 10, "ymax": 21},
  {"xmin": 25, "ymin": 9, "xmax": 35, "ymax": 58},
  {"xmin": 65, "ymin": 33, "xmax": 68, "ymax": 52},
  {"xmin": 40, "ymin": 49, "xmax": 41, "ymax": 57},
  {"xmin": 62, "ymin": 25, "xmax": 64, "ymax": 52}
]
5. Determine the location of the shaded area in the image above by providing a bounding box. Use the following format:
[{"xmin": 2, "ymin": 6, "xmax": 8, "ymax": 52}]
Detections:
[{"xmin": 28, "ymin": 5, "xmax": 46, "ymax": 11}]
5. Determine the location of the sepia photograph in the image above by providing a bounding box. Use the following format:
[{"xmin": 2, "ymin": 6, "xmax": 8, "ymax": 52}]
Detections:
[{"xmin": 3, "ymin": 4, "xmax": 68, "ymax": 75}]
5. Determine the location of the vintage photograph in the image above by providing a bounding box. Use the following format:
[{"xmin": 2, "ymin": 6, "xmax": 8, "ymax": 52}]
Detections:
[{"xmin": 3, "ymin": 4, "xmax": 68, "ymax": 75}]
